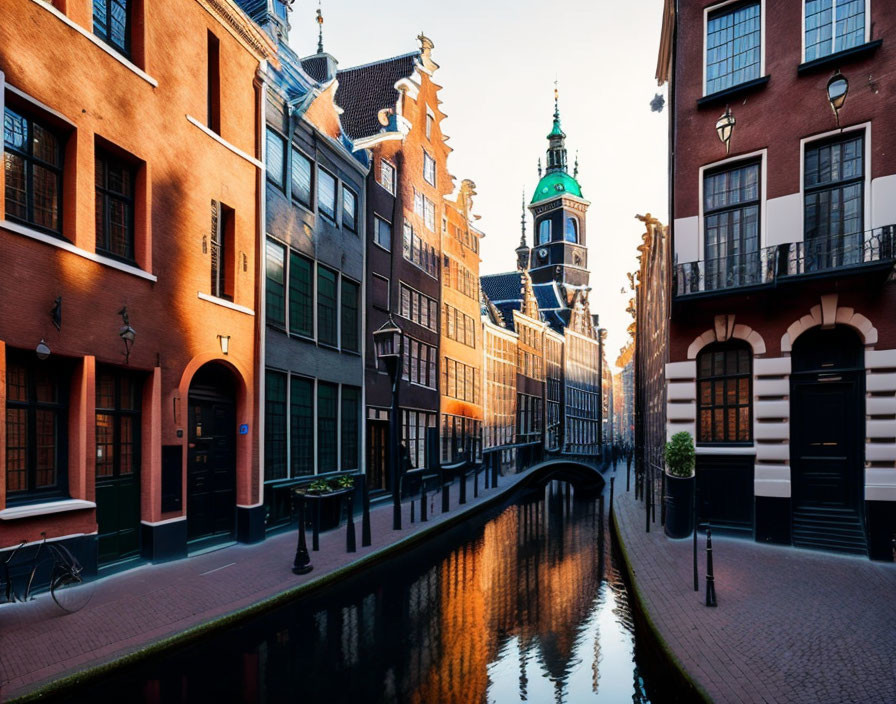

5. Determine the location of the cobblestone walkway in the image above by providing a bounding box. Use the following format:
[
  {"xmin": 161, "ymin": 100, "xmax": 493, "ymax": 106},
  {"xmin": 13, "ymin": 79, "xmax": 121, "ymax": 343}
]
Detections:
[
  {"xmin": 611, "ymin": 464, "xmax": 896, "ymax": 704},
  {"xmin": 0, "ymin": 468, "xmax": 534, "ymax": 702}
]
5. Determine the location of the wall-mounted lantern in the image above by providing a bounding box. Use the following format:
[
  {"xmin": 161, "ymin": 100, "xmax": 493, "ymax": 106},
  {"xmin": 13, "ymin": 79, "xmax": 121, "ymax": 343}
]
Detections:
[
  {"xmin": 716, "ymin": 105, "xmax": 736, "ymax": 154},
  {"xmin": 827, "ymin": 71, "xmax": 849, "ymax": 128},
  {"xmin": 35, "ymin": 339, "xmax": 51, "ymax": 360}
]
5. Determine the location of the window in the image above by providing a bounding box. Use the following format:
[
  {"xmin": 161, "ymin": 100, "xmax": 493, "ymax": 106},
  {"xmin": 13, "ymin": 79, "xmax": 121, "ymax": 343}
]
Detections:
[
  {"xmin": 317, "ymin": 266, "xmax": 338, "ymax": 346},
  {"xmin": 342, "ymin": 186, "xmax": 358, "ymax": 231},
  {"xmin": 443, "ymin": 304, "xmax": 476, "ymax": 348},
  {"xmin": 341, "ymin": 278, "xmax": 360, "ymax": 353},
  {"xmin": 207, "ymin": 32, "xmax": 221, "ymax": 134},
  {"xmin": 93, "ymin": 0, "xmax": 130, "ymax": 56},
  {"xmin": 318, "ymin": 168, "xmax": 337, "ymax": 221},
  {"xmin": 565, "ymin": 216, "xmax": 579, "ymax": 243},
  {"xmin": 317, "ymin": 382, "xmax": 337, "ymax": 472},
  {"xmin": 442, "ymin": 359, "xmax": 480, "ymax": 403},
  {"xmin": 399, "ymin": 283, "xmax": 438, "ymax": 332},
  {"xmin": 402, "ymin": 410, "xmax": 436, "ymax": 470},
  {"xmin": 697, "ymin": 342, "xmax": 752, "ymax": 443},
  {"xmin": 341, "ymin": 387, "xmax": 360, "ymax": 470},
  {"xmin": 402, "ymin": 220, "xmax": 439, "ymax": 277},
  {"xmin": 95, "ymin": 148, "xmax": 135, "ymax": 262},
  {"xmin": 291, "ymin": 148, "xmax": 313, "ymax": 207},
  {"xmin": 705, "ymin": 2, "xmax": 761, "ymax": 95},
  {"xmin": 414, "ymin": 189, "xmax": 436, "ymax": 230},
  {"xmin": 374, "ymin": 215, "xmax": 392, "ymax": 251},
  {"xmin": 425, "ymin": 109, "xmax": 434, "ymax": 140},
  {"xmin": 804, "ymin": 132, "xmax": 864, "ymax": 267},
  {"xmin": 703, "ymin": 160, "xmax": 760, "ymax": 289},
  {"xmin": 289, "ymin": 251, "xmax": 313, "ymax": 337},
  {"xmin": 805, "ymin": 0, "xmax": 866, "ymax": 61},
  {"xmin": 423, "ymin": 150, "xmax": 436, "ymax": 186},
  {"xmin": 266, "ymin": 240, "xmax": 286, "ymax": 328},
  {"xmin": 402, "ymin": 338, "xmax": 437, "ymax": 388},
  {"xmin": 95, "ymin": 368, "xmax": 140, "ymax": 483},
  {"xmin": 264, "ymin": 371, "xmax": 287, "ymax": 481},
  {"xmin": 266, "ymin": 129, "xmax": 285, "ymax": 190},
  {"xmin": 379, "ymin": 159, "xmax": 395, "ymax": 194},
  {"xmin": 290, "ymin": 376, "xmax": 314, "ymax": 477},
  {"xmin": 6, "ymin": 353, "xmax": 68, "ymax": 501},
  {"xmin": 538, "ymin": 219, "xmax": 551, "ymax": 245},
  {"xmin": 210, "ymin": 200, "xmax": 234, "ymax": 300},
  {"xmin": 372, "ymin": 274, "xmax": 390, "ymax": 311}
]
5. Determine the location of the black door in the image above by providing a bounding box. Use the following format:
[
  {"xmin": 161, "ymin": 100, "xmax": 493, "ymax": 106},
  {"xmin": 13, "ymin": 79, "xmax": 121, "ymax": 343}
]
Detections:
[
  {"xmin": 790, "ymin": 326, "xmax": 866, "ymax": 554},
  {"xmin": 187, "ymin": 367, "xmax": 236, "ymax": 542},
  {"xmin": 95, "ymin": 369, "xmax": 142, "ymax": 563}
]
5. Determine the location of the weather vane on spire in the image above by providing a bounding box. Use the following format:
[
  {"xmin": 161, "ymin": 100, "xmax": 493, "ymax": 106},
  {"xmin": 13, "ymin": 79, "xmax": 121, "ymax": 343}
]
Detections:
[
  {"xmin": 316, "ymin": 2, "xmax": 324, "ymax": 54},
  {"xmin": 553, "ymin": 79, "xmax": 560, "ymax": 120}
]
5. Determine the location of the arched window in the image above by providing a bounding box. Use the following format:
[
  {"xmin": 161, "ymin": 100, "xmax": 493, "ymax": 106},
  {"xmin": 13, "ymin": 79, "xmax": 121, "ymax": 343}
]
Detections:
[
  {"xmin": 565, "ymin": 216, "xmax": 578, "ymax": 243},
  {"xmin": 538, "ymin": 219, "xmax": 551, "ymax": 245},
  {"xmin": 697, "ymin": 341, "xmax": 752, "ymax": 443}
]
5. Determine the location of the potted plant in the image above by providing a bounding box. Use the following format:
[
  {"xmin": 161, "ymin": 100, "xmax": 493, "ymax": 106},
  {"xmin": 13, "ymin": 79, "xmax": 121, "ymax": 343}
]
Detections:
[
  {"xmin": 663, "ymin": 431, "xmax": 696, "ymax": 539},
  {"xmin": 298, "ymin": 475, "xmax": 356, "ymax": 531}
]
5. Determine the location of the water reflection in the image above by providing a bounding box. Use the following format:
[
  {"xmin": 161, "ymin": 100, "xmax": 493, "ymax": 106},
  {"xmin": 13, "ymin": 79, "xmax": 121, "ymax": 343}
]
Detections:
[{"xmin": 72, "ymin": 481, "xmax": 652, "ymax": 703}]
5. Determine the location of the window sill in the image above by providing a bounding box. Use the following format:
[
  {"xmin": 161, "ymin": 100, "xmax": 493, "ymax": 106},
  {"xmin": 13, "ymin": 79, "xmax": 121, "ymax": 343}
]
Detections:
[
  {"xmin": 372, "ymin": 242, "xmax": 392, "ymax": 254},
  {"xmin": 797, "ymin": 40, "xmax": 883, "ymax": 75},
  {"xmin": 1, "ymin": 219, "xmax": 157, "ymax": 281},
  {"xmin": 288, "ymin": 332, "xmax": 316, "ymax": 344},
  {"xmin": 0, "ymin": 499, "xmax": 96, "ymax": 521},
  {"xmin": 695, "ymin": 445, "xmax": 756, "ymax": 455},
  {"xmin": 697, "ymin": 75, "xmax": 770, "ymax": 109},
  {"xmin": 186, "ymin": 115, "xmax": 263, "ymax": 169},
  {"xmin": 30, "ymin": 0, "xmax": 158, "ymax": 87},
  {"xmin": 197, "ymin": 291, "xmax": 255, "ymax": 316}
]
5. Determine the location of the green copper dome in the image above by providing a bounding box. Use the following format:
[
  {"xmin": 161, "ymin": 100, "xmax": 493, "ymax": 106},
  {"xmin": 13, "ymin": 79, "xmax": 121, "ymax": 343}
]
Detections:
[{"xmin": 531, "ymin": 171, "xmax": 582, "ymax": 203}]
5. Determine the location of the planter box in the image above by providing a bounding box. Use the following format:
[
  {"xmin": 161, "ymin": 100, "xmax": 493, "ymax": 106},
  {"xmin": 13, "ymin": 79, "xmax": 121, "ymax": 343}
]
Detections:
[
  {"xmin": 300, "ymin": 488, "xmax": 352, "ymax": 532},
  {"xmin": 664, "ymin": 474, "xmax": 695, "ymax": 539}
]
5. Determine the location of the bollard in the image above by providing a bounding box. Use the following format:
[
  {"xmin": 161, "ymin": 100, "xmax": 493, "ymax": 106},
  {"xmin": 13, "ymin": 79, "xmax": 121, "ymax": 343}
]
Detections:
[
  {"xmin": 492, "ymin": 461, "xmax": 498, "ymax": 491},
  {"xmin": 705, "ymin": 524, "xmax": 717, "ymax": 607},
  {"xmin": 420, "ymin": 481, "xmax": 428, "ymax": 522},
  {"xmin": 693, "ymin": 507, "xmax": 699, "ymax": 593},
  {"xmin": 442, "ymin": 476, "xmax": 450, "ymax": 514},
  {"xmin": 346, "ymin": 492, "xmax": 356, "ymax": 553},
  {"xmin": 610, "ymin": 476, "xmax": 615, "ymax": 515},
  {"xmin": 474, "ymin": 465, "xmax": 479, "ymax": 498},
  {"xmin": 410, "ymin": 495, "xmax": 415, "ymax": 524},
  {"xmin": 292, "ymin": 493, "xmax": 313, "ymax": 575},
  {"xmin": 626, "ymin": 458, "xmax": 631, "ymax": 492},
  {"xmin": 459, "ymin": 470, "xmax": 467, "ymax": 505},
  {"xmin": 312, "ymin": 500, "xmax": 320, "ymax": 551},
  {"xmin": 361, "ymin": 475, "xmax": 371, "ymax": 548}
]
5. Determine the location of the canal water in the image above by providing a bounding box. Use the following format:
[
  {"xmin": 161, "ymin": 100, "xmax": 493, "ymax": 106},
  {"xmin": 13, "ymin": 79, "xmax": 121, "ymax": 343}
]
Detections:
[{"xmin": 68, "ymin": 480, "xmax": 672, "ymax": 703}]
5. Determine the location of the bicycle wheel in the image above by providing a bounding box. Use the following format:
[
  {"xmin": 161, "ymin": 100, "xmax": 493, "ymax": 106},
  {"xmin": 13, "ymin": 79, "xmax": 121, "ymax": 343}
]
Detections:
[{"xmin": 49, "ymin": 546, "xmax": 94, "ymax": 614}]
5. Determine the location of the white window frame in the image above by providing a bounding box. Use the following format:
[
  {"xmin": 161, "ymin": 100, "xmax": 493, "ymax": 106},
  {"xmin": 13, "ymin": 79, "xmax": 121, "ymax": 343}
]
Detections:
[
  {"xmin": 373, "ymin": 213, "xmax": 392, "ymax": 252},
  {"xmin": 423, "ymin": 149, "xmax": 436, "ymax": 186},
  {"xmin": 801, "ymin": 0, "xmax": 871, "ymax": 63},
  {"xmin": 702, "ymin": 0, "xmax": 766, "ymax": 97},
  {"xmin": 378, "ymin": 158, "xmax": 395, "ymax": 195}
]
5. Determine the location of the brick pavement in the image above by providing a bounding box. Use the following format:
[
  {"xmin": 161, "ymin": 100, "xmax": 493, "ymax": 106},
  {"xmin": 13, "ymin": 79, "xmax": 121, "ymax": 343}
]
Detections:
[
  {"xmin": 0, "ymin": 468, "xmax": 535, "ymax": 702},
  {"xmin": 611, "ymin": 464, "xmax": 896, "ymax": 704}
]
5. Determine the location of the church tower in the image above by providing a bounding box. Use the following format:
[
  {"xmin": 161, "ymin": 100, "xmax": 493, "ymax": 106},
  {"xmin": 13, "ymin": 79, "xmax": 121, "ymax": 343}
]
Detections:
[{"xmin": 527, "ymin": 88, "xmax": 590, "ymax": 290}]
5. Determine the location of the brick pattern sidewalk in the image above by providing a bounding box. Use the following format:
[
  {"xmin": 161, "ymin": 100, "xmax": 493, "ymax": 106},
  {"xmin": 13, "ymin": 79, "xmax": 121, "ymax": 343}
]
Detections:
[
  {"xmin": 611, "ymin": 466, "xmax": 896, "ymax": 704},
  {"xmin": 0, "ymin": 469, "xmax": 529, "ymax": 702}
]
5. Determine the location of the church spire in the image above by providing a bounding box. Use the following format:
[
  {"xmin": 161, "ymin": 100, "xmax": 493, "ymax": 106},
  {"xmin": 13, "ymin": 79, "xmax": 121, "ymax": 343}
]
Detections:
[
  {"xmin": 545, "ymin": 82, "xmax": 568, "ymax": 174},
  {"xmin": 316, "ymin": 2, "xmax": 324, "ymax": 54},
  {"xmin": 516, "ymin": 189, "xmax": 530, "ymax": 271}
]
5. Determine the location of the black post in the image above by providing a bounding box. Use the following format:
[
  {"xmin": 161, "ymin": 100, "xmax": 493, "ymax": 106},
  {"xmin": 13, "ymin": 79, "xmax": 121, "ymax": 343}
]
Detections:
[
  {"xmin": 693, "ymin": 502, "xmax": 699, "ymax": 592},
  {"xmin": 410, "ymin": 489, "xmax": 415, "ymax": 523},
  {"xmin": 492, "ymin": 457, "xmax": 498, "ymax": 490},
  {"xmin": 346, "ymin": 492, "xmax": 356, "ymax": 553},
  {"xmin": 473, "ymin": 462, "xmax": 479, "ymax": 498},
  {"xmin": 442, "ymin": 470, "xmax": 450, "ymax": 514},
  {"xmin": 626, "ymin": 452, "xmax": 631, "ymax": 492},
  {"xmin": 459, "ymin": 465, "xmax": 467, "ymax": 504},
  {"xmin": 645, "ymin": 463, "xmax": 650, "ymax": 533},
  {"xmin": 705, "ymin": 524, "xmax": 717, "ymax": 607},
  {"xmin": 313, "ymin": 499, "xmax": 320, "ymax": 551},
  {"xmin": 610, "ymin": 476, "xmax": 615, "ymax": 515},
  {"xmin": 420, "ymin": 479, "xmax": 427, "ymax": 522},
  {"xmin": 391, "ymin": 367, "xmax": 402, "ymax": 530},
  {"xmin": 361, "ymin": 474, "xmax": 371, "ymax": 548},
  {"xmin": 292, "ymin": 493, "xmax": 313, "ymax": 575}
]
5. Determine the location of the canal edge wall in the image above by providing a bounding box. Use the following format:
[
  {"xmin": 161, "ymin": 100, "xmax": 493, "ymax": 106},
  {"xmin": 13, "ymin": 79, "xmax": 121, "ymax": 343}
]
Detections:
[
  {"xmin": 610, "ymin": 500, "xmax": 712, "ymax": 704},
  {"xmin": 9, "ymin": 461, "xmax": 604, "ymax": 703}
]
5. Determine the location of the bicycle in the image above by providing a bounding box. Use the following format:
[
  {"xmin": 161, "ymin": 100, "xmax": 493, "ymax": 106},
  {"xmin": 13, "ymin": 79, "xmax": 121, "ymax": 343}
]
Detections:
[{"xmin": 1, "ymin": 532, "xmax": 94, "ymax": 613}]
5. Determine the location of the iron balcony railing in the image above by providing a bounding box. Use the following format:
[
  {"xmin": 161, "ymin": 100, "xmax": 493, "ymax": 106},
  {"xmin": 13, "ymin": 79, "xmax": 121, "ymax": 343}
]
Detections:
[{"xmin": 674, "ymin": 225, "xmax": 896, "ymax": 298}]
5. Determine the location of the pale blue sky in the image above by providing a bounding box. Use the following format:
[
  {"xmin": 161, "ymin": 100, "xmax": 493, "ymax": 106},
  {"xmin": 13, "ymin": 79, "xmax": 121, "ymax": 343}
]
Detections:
[{"xmin": 289, "ymin": 0, "xmax": 668, "ymax": 363}]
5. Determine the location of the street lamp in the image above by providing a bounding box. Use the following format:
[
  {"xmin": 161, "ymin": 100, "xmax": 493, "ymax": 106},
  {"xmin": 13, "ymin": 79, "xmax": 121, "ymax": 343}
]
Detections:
[
  {"xmin": 373, "ymin": 316, "xmax": 405, "ymax": 530},
  {"xmin": 715, "ymin": 105, "xmax": 735, "ymax": 154},
  {"xmin": 827, "ymin": 71, "xmax": 849, "ymax": 128}
]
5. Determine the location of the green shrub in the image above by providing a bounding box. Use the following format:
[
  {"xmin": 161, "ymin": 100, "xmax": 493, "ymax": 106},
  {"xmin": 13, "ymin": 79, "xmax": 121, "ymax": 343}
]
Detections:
[
  {"xmin": 308, "ymin": 478, "xmax": 331, "ymax": 493},
  {"xmin": 664, "ymin": 431, "xmax": 695, "ymax": 477},
  {"xmin": 330, "ymin": 474, "xmax": 355, "ymax": 490}
]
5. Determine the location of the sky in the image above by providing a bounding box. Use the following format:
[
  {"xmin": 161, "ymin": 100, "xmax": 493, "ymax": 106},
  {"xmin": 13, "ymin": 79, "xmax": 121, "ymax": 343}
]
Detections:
[{"xmin": 289, "ymin": 0, "xmax": 668, "ymax": 367}]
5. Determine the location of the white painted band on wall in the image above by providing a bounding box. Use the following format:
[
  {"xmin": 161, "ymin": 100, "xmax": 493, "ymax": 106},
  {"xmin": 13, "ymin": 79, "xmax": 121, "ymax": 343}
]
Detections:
[
  {"xmin": 865, "ymin": 444, "xmax": 896, "ymax": 463},
  {"xmin": 754, "ymin": 356, "xmax": 792, "ymax": 377},
  {"xmin": 665, "ymin": 361, "xmax": 697, "ymax": 381},
  {"xmin": 667, "ymin": 382, "xmax": 697, "ymax": 402},
  {"xmin": 866, "ymin": 397, "xmax": 896, "ymax": 416},
  {"xmin": 866, "ymin": 373, "xmax": 896, "ymax": 394},
  {"xmin": 866, "ymin": 419, "xmax": 896, "ymax": 440},
  {"xmin": 754, "ymin": 400, "xmax": 789, "ymax": 419},
  {"xmin": 695, "ymin": 446, "xmax": 755, "ymax": 456},
  {"xmin": 865, "ymin": 485, "xmax": 896, "ymax": 501},
  {"xmin": 667, "ymin": 421, "xmax": 696, "ymax": 441},
  {"xmin": 867, "ymin": 349, "xmax": 896, "ymax": 370},
  {"xmin": 755, "ymin": 443, "xmax": 790, "ymax": 462},
  {"xmin": 754, "ymin": 422, "xmax": 790, "ymax": 441},
  {"xmin": 754, "ymin": 478, "xmax": 791, "ymax": 498},
  {"xmin": 667, "ymin": 402, "xmax": 696, "ymax": 422},
  {"xmin": 755, "ymin": 378, "xmax": 789, "ymax": 398}
]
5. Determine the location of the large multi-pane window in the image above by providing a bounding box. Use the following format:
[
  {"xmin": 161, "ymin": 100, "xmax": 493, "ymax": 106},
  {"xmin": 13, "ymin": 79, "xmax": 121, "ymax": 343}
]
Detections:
[
  {"xmin": 402, "ymin": 410, "xmax": 436, "ymax": 470},
  {"xmin": 95, "ymin": 369, "xmax": 140, "ymax": 482},
  {"xmin": 374, "ymin": 215, "xmax": 392, "ymax": 251},
  {"xmin": 210, "ymin": 200, "xmax": 233, "ymax": 301},
  {"xmin": 291, "ymin": 148, "xmax": 312, "ymax": 206},
  {"xmin": 93, "ymin": 0, "xmax": 130, "ymax": 56},
  {"xmin": 290, "ymin": 376, "xmax": 314, "ymax": 477},
  {"xmin": 402, "ymin": 220, "xmax": 439, "ymax": 278},
  {"xmin": 804, "ymin": 132, "xmax": 863, "ymax": 267},
  {"xmin": 441, "ymin": 415, "xmax": 482, "ymax": 464},
  {"xmin": 402, "ymin": 337, "xmax": 437, "ymax": 388},
  {"xmin": 341, "ymin": 278, "xmax": 360, "ymax": 353},
  {"xmin": 95, "ymin": 149, "xmax": 135, "ymax": 261},
  {"xmin": 266, "ymin": 129, "xmax": 285, "ymax": 190},
  {"xmin": 705, "ymin": 2, "xmax": 761, "ymax": 95},
  {"xmin": 423, "ymin": 150, "xmax": 436, "ymax": 186},
  {"xmin": 414, "ymin": 189, "xmax": 436, "ymax": 231},
  {"xmin": 317, "ymin": 382, "xmax": 338, "ymax": 472},
  {"xmin": 266, "ymin": 240, "xmax": 286, "ymax": 327},
  {"xmin": 4, "ymin": 108, "xmax": 63, "ymax": 235},
  {"xmin": 288, "ymin": 251, "xmax": 313, "ymax": 337},
  {"xmin": 703, "ymin": 161, "xmax": 760, "ymax": 288},
  {"xmin": 697, "ymin": 342, "xmax": 752, "ymax": 444},
  {"xmin": 399, "ymin": 283, "xmax": 438, "ymax": 332},
  {"xmin": 318, "ymin": 168, "xmax": 337, "ymax": 221},
  {"xmin": 442, "ymin": 358, "xmax": 479, "ymax": 403},
  {"xmin": 317, "ymin": 266, "xmax": 338, "ymax": 346},
  {"xmin": 340, "ymin": 387, "xmax": 360, "ymax": 470},
  {"xmin": 264, "ymin": 371, "xmax": 288, "ymax": 481},
  {"xmin": 5, "ymin": 353, "xmax": 67, "ymax": 501},
  {"xmin": 443, "ymin": 304, "xmax": 476, "ymax": 348},
  {"xmin": 805, "ymin": 0, "xmax": 866, "ymax": 62},
  {"xmin": 444, "ymin": 257, "xmax": 477, "ymax": 299},
  {"xmin": 379, "ymin": 159, "xmax": 395, "ymax": 194}
]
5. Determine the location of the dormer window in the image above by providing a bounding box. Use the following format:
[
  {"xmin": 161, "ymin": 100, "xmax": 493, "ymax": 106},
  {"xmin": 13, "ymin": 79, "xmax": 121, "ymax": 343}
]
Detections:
[
  {"xmin": 538, "ymin": 220, "xmax": 551, "ymax": 245},
  {"xmin": 565, "ymin": 216, "xmax": 579, "ymax": 243}
]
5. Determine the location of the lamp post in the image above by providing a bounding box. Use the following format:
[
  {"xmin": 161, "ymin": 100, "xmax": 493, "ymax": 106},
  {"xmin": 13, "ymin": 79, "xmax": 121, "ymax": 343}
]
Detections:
[
  {"xmin": 715, "ymin": 105, "xmax": 735, "ymax": 154},
  {"xmin": 827, "ymin": 71, "xmax": 849, "ymax": 128},
  {"xmin": 373, "ymin": 316, "xmax": 405, "ymax": 531}
]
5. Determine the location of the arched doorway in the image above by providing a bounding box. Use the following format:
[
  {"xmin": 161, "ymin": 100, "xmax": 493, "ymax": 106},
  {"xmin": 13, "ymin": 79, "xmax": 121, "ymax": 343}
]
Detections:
[
  {"xmin": 790, "ymin": 326, "xmax": 866, "ymax": 554},
  {"xmin": 187, "ymin": 363, "xmax": 237, "ymax": 543}
]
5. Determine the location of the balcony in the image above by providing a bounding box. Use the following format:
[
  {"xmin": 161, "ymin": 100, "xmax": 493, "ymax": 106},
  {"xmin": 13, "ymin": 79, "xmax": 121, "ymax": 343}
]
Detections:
[{"xmin": 674, "ymin": 226, "xmax": 896, "ymax": 300}]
